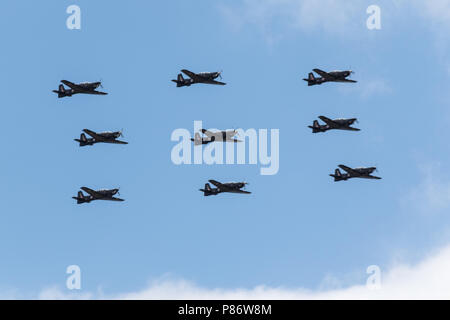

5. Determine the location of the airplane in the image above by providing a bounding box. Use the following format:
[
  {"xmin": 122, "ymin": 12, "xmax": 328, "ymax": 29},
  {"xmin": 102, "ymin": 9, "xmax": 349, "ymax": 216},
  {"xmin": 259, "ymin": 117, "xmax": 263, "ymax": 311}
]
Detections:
[
  {"xmin": 200, "ymin": 180, "xmax": 251, "ymax": 196},
  {"xmin": 201, "ymin": 129, "xmax": 242, "ymax": 143},
  {"xmin": 190, "ymin": 132, "xmax": 215, "ymax": 146},
  {"xmin": 303, "ymin": 69, "xmax": 357, "ymax": 86},
  {"xmin": 191, "ymin": 129, "xmax": 241, "ymax": 146},
  {"xmin": 309, "ymin": 116, "xmax": 360, "ymax": 133},
  {"xmin": 53, "ymin": 80, "xmax": 107, "ymax": 98},
  {"xmin": 172, "ymin": 69, "xmax": 226, "ymax": 87},
  {"xmin": 330, "ymin": 165, "xmax": 381, "ymax": 181},
  {"xmin": 72, "ymin": 187, "xmax": 124, "ymax": 204},
  {"xmin": 74, "ymin": 129, "xmax": 128, "ymax": 146}
]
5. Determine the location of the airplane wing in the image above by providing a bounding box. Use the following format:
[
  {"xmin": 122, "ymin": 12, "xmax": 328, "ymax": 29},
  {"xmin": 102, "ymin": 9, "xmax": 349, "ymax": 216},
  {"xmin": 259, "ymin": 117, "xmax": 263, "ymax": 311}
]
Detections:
[
  {"xmin": 88, "ymin": 90, "xmax": 108, "ymax": 95},
  {"xmin": 83, "ymin": 129, "xmax": 104, "ymax": 141},
  {"xmin": 61, "ymin": 80, "xmax": 83, "ymax": 91},
  {"xmin": 341, "ymin": 127, "xmax": 361, "ymax": 131},
  {"xmin": 181, "ymin": 69, "xmax": 202, "ymax": 81},
  {"xmin": 318, "ymin": 116, "xmax": 337, "ymax": 127},
  {"xmin": 106, "ymin": 140, "xmax": 128, "ymax": 145},
  {"xmin": 338, "ymin": 165, "xmax": 360, "ymax": 176},
  {"xmin": 109, "ymin": 197, "xmax": 125, "ymax": 201},
  {"xmin": 225, "ymin": 139, "xmax": 242, "ymax": 143},
  {"xmin": 208, "ymin": 180, "xmax": 224, "ymax": 188},
  {"xmin": 202, "ymin": 79, "xmax": 226, "ymax": 85},
  {"xmin": 313, "ymin": 69, "xmax": 335, "ymax": 80},
  {"xmin": 335, "ymin": 79, "xmax": 357, "ymax": 83},
  {"xmin": 201, "ymin": 129, "xmax": 216, "ymax": 138},
  {"xmin": 80, "ymin": 187, "xmax": 102, "ymax": 199},
  {"xmin": 227, "ymin": 189, "xmax": 251, "ymax": 194},
  {"xmin": 361, "ymin": 175, "xmax": 382, "ymax": 180}
]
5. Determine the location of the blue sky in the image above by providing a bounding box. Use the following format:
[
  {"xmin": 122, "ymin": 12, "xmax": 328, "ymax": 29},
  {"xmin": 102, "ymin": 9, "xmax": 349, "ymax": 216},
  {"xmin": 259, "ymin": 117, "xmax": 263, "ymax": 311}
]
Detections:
[{"xmin": 1, "ymin": 0, "xmax": 450, "ymax": 298}]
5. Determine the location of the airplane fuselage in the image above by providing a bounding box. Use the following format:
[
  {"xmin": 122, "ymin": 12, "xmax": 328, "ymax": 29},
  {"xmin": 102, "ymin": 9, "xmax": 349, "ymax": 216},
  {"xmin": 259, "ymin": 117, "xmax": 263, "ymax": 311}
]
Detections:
[
  {"xmin": 76, "ymin": 82, "xmax": 102, "ymax": 91},
  {"xmin": 352, "ymin": 167, "xmax": 377, "ymax": 175},
  {"xmin": 97, "ymin": 131, "xmax": 122, "ymax": 140},
  {"xmin": 221, "ymin": 182, "xmax": 246, "ymax": 190},
  {"xmin": 196, "ymin": 72, "xmax": 221, "ymax": 80},
  {"xmin": 96, "ymin": 189, "xmax": 119, "ymax": 198},
  {"xmin": 327, "ymin": 70, "xmax": 352, "ymax": 78}
]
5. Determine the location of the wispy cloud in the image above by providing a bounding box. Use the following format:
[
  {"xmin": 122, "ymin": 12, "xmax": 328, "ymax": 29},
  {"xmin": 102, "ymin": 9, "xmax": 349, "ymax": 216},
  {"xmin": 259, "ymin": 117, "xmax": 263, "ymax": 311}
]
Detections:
[
  {"xmin": 411, "ymin": 0, "xmax": 450, "ymax": 76},
  {"xmin": 404, "ymin": 162, "xmax": 450, "ymax": 213},
  {"xmin": 25, "ymin": 243, "xmax": 450, "ymax": 299},
  {"xmin": 219, "ymin": 0, "xmax": 363, "ymax": 43},
  {"xmin": 416, "ymin": 0, "xmax": 450, "ymax": 27},
  {"xmin": 338, "ymin": 77, "xmax": 393, "ymax": 99}
]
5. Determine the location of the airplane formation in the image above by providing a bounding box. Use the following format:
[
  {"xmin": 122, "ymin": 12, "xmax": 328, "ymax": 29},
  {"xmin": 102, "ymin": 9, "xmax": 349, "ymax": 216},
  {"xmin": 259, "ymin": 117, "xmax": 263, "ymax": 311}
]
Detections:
[{"xmin": 56, "ymin": 67, "xmax": 379, "ymax": 203}]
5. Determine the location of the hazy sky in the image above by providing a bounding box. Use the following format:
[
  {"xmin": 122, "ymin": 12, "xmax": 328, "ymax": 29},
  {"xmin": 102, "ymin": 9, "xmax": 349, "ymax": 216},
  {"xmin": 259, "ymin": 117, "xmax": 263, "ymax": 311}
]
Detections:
[{"xmin": 1, "ymin": 0, "xmax": 450, "ymax": 298}]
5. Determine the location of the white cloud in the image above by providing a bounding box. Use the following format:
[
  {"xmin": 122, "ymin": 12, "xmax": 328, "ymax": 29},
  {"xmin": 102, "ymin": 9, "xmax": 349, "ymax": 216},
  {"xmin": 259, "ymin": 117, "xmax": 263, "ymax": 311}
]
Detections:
[
  {"xmin": 417, "ymin": 0, "xmax": 450, "ymax": 27},
  {"xmin": 30, "ymin": 243, "xmax": 450, "ymax": 299},
  {"xmin": 410, "ymin": 0, "xmax": 450, "ymax": 76},
  {"xmin": 219, "ymin": 0, "xmax": 362, "ymax": 43},
  {"xmin": 338, "ymin": 77, "xmax": 392, "ymax": 99}
]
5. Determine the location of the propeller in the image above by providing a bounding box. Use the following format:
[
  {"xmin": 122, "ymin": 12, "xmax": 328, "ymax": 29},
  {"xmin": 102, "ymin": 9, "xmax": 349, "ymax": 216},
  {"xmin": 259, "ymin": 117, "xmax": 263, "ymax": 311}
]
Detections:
[
  {"xmin": 119, "ymin": 128, "xmax": 124, "ymax": 138},
  {"xmin": 218, "ymin": 70, "xmax": 223, "ymax": 79},
  {"xmin": 99, "ymin": 78, "xmax": 104, "ymax": 88}
]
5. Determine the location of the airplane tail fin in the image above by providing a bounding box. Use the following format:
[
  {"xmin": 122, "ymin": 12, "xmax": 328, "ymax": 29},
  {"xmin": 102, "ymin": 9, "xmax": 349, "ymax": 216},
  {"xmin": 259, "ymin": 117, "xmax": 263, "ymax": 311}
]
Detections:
[
  {"xmin": 75, "ymin": 133, "xmax": 89, "ymax": 146},
  {"xmin": 199, "ymin": 183, "xmax": 214, "ymax": 196},
  {"xmin": 332, "ymin": 169, "xmax": 343, "ymax": 181},
  {"xmin": 175, "ymin": 74, "xmax": 185, "ymax": 87},
  {"xmin": 193, "ymin": 132, "xmax": 203, "ymax": 145},
  {"xmin": 73, "ymin": 191, "xmax": 85, "ymax": 204},
  {"xmin": 303, "ymin": 72, "xmax": 316, "ymax": 86},
  {"xmin": 53, "ymin": 84, "xmax": 66, "ymax": 98},
  {"xmin": 308, "ymin": 120, "xmax": 321, "ymax": 133},
  {"xmin": 172, "ymin": 74, "xmax": 186, "ymax": 87}
]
